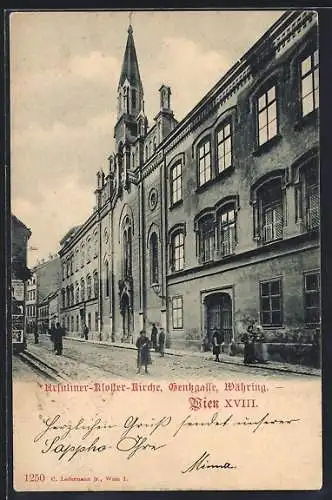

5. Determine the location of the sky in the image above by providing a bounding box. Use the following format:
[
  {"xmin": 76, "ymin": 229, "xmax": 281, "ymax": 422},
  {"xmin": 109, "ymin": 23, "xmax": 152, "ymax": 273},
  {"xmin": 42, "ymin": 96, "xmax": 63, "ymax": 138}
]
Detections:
[{"xmin": 10, "ymin": 9, "xmax": 285, "ymax": 267}]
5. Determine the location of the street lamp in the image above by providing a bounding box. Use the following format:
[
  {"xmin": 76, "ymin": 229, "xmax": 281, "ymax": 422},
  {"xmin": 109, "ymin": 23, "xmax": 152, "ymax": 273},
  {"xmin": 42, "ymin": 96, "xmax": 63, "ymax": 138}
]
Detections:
[{"xmin": 151, "ymin": 282, "xmax": 166, "ymax": 301}]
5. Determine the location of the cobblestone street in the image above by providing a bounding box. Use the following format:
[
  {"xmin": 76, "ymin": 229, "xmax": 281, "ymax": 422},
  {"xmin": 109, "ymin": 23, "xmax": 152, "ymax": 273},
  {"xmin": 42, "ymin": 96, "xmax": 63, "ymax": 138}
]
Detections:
[{"xmin": 12, "ymin": 333, "xmax": 318, "ymax": 381}]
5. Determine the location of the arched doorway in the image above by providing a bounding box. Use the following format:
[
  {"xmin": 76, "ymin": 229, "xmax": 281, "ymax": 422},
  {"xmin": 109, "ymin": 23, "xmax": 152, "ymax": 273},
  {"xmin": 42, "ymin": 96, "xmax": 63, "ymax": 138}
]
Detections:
[
  {"xmin": 204, "ymin": 292, "xmax": 233, "ymax": 344},
  {"xmin": 120, "ymin": 292, "xmax": 131, "ymax": 340}
]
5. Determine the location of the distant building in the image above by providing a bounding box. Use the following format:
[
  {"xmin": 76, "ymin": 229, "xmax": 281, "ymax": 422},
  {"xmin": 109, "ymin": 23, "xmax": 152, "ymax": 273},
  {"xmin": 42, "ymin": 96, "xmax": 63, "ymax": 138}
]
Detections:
[
  {"xmin": 59, "ymin": 11, "xmax": 320, "ymax": 351},
  {"xmin": 25, "ymin": 273, "xmax": 37, "ymax": 331},
  {"xmin": 11, "ymin": 214, "xmax": 31, "ymax": 281},
  {"xmin": 37, "ymin": 288, "xmax": 60, "ymax": 334}
]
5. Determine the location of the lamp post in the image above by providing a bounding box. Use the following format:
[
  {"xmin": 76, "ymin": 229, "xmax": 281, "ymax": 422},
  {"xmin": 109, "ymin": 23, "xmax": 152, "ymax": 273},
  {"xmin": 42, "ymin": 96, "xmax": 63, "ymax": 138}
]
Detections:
[{"xmin": 151, "ymin": 283, "xmax": 167, "ymax": 331}]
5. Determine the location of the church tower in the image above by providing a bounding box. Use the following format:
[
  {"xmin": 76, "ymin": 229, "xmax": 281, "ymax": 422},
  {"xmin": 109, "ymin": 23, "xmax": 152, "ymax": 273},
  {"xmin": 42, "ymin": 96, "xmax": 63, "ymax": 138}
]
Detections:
[{"xmin": 114, "ymin": 24, "xmax": 145, "ymax": 148}]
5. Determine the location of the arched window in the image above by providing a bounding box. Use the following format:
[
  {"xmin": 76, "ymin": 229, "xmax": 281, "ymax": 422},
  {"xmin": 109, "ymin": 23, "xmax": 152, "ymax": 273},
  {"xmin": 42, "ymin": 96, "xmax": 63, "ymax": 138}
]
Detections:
[
  {"xmin": 61, "ymin": 289, "xmax": 66, "ymax": 309},
  {"xmin": 122, "ymin": 219, "xmax": 132, "ymax": 278},
  {"xmin": 198, "ymin": 215, "xmax": 215, "ymax": 263},
  {"xmin": 153, "ymin": 137, "xmax": 157, "ymax": 152},
  {"xmin": 145, "ymin": 144, "xmax": 149, "ymax": 161},
  {"xmin": 81, "ymin": 243, "xmax": 85, "ymax": 267},
  {"xmin": 105, "ymin": 261, "xmax": 110, "ymax": 297},
  {"xmin": 80, "ymin": 278, "xmax": 85, "ymax": 302},
  {"xmin": 86, "ymin": 237, "xmax": 91, "ymax": 263},
  {"xmin": 150, "ymin": 233, "xmax": 159, "ymax": 284},
  {"xmin": 87, "ymin": 275, "xmax": 92, "ymax": 300},
  {"xmin": 170, "ymin": 161, "xmax": 182, "ymax": 205},
  {"xmin": 75, "ymin": 282, "xmax": 80, "ymax": 303},
  {"xmin": 169, "ymin": 230, "xmax": 185, "ymax": 272},
  {"xmin": 93, "ymin": 271, "xmax": 98, "ymax": 298}
]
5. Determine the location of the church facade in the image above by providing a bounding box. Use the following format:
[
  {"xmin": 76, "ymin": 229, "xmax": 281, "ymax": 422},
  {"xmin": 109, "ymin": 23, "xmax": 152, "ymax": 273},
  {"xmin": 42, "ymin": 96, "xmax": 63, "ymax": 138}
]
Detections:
[{"xmin": 59, "ymin": 10, "xmax": 320, "ymax": 351}]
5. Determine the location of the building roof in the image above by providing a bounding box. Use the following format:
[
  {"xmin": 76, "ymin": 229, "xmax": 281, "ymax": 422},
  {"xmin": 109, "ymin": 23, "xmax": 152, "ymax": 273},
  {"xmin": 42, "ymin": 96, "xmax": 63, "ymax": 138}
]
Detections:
[
  {"xmin": 59, "ymin": 225, "xmax": 81, "ymax": 246},
  {"xmin": 11, "ymin": 214, "xmax": 31, "ymax": 237},
  {"xmin": 118, "ymin": 25, "xmax": 142, "ymax": 90}
]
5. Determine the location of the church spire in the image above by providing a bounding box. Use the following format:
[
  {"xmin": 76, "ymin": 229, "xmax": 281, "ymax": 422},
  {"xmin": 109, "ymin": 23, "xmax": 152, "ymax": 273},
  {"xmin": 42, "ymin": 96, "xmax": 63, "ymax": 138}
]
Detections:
[{"xmin": 118, "ymin": 24, "xmax": 143, "ymax": 93}]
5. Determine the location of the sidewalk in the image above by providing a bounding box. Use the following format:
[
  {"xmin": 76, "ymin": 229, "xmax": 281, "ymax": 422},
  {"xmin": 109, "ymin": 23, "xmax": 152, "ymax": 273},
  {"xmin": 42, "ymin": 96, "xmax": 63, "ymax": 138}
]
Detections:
[{"xmin": 64, "ymin": 335, "xmax": 320, "ymax": 377}]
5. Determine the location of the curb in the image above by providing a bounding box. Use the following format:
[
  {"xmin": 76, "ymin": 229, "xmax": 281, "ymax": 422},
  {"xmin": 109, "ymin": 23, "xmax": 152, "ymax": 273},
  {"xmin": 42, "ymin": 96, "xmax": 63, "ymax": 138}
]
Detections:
[{"xmin": 62, "ymin": 335, "xmax": 320, "ymax": 377}]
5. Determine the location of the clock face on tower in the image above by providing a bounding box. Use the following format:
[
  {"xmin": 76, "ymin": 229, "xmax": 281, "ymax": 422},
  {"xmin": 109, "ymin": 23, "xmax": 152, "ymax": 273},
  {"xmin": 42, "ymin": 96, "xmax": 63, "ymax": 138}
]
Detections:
[{"xmin": 148, "ymin": 188, "xmax": 158, "ymax": 211}]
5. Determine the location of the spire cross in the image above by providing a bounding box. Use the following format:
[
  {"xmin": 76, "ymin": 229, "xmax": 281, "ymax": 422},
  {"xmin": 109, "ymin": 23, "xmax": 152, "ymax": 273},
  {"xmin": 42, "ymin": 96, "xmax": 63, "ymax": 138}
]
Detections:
[{"xmin": 129, "ymin": 11, "xmax": 133, "ymax": 27}]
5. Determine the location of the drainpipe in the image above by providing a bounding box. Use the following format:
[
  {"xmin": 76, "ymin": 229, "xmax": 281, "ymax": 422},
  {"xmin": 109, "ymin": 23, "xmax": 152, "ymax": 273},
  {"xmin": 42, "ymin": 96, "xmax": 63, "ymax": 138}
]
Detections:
[{"xmin": 98, "ymin": 209, "xmax": 102, "ymax": 341}]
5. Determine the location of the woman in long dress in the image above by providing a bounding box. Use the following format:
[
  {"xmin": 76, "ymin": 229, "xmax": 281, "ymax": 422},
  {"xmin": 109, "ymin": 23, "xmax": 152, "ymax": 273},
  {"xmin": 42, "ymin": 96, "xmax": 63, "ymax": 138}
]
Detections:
[{"xmin": 136, "ymin": 330, "xmax": 151, "ymax": 374}]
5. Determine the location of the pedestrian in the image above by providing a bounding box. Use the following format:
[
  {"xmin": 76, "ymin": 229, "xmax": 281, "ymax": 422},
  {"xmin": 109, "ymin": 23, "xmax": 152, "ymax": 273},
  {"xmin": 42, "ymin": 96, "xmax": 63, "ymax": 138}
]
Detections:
[
  {"xmin": 255, "ymin": 325, "xmax": 268, "ymax": 363},
  {"xmin": 311, "ymin": 328, "xmax": 320, "ymax": 368},
  {"xmin": 49, "ymin": 323, "xmax": 56, "ymax": 351},
  {"xmin": 83, "ymin": 323, "xmax": 89, "ymax": 340},
  {"xmin": 150, "ymin": 323, "xmax": 158, "ymax": 351},
  {"xmin": 54, "ymin": 322, "xmax": 65, "ymax": 355},
  {"xmin": 34, "ymin": 324, "xmax": 39, "ymax": 344},
  {"xmin": 136, "ymin": 330, "xmax": 151, "ymax": 374},
  {"xmin": 241, "ymin": 322, "xmax": 255, "ymax": 364},
  {"xmin": 158, "ymin": 328, "xmax": 166, "ymax": 357},
  {"xmin": 211, "ymin": 327, "xmax": 223, "ymax": 362}
]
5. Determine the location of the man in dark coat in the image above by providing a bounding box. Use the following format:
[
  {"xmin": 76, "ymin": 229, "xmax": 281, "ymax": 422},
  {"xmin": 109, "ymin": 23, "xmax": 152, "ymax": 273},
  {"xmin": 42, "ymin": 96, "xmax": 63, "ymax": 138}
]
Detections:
[
  {"xmin": 150, "ymin": 323, "xmax": 158, "ymax": 351},
  {"xmin": 83, "ymin": 323, "xmax": 89, "ymax": 340},
  {"xmin": 212, "ymin": 328, "xmax": 223, "ymax": 362},
  {"xmin": 136, "ymin": 330, "xmax": 151, "ymax": 374},
  {"xmin": 158, "ymin": 328, "xmax": 166, "ymax": 357},
  {"xmin": 54, "ymin": 322, "xmax": 65, "ymax": 355},
  {"xmin": 49, "ymin": 323, "xmax": 56, "ymax": 351}
]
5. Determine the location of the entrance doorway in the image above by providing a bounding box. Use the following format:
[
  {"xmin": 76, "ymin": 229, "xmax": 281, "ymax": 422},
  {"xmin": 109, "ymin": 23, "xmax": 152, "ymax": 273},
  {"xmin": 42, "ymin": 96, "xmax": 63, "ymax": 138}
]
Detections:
[
  {"xmin": 205, "ymin": 292, "xmax": 233, "ymax": 344},
  {"xmin": 120, "ymin": 293, "xmax": 132, "ymax": 340}
]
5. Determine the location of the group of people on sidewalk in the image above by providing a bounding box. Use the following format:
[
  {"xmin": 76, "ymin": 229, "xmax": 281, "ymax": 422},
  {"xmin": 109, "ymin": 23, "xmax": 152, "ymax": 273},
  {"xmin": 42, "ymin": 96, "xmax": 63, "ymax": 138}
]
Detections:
[
  {"xmin": 209, "ymin": 320, "xmax": 268, "ymax": 365},
  {"xmin": 136, "ymin": 324, "xmax": 166, "ymax": 374},
  {"xmin": 49, "ymin": 322, "xmax": 66, "ymax": 355}
]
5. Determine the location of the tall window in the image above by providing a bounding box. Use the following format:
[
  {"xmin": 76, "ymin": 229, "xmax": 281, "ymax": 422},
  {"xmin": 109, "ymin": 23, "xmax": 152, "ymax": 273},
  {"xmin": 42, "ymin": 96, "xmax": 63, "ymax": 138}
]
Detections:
[
  {"xmin": 172, "ymin": 296, "xmax": 183, "ymax": 329},
  {"xmin": 75, "ymin": 283, "xmax": 79, "ymax": 303},
  {"xmin": 88, "ymin": 312, "xmax": 91, "ymax": 331},
  {"xmin": 76, "ymin": 315, "xmax": 79, "ymax": 332},
  {"xmin": 123, "ymin": 223, "xmax": 132, "ymax": 278},
  {"xmin": 95, "ymin": 312, "xmax": 98, "ymax": 332},
  {"xmin": 150, "ymin": 233, "xmax": 159, "ymax": 284},
  {"xmin": 80, "ymin": 278, "xmax": 85, "ymax": 302},
  {"xmin": 105, "ymin": 261, "xmax": 109, "ymax": 297},
  {"xmin": 132, "ymin": 88, "xmax": 137, "ymax": 110},
  {"xmin": 81, "ymin": 243, "xmax": 85, "ymax": 267},
  {"xmin": 260, "ymin": 279, "xmax": 282, "ymax": 327},
  {"xmin": 198, "ymin": 139, "xmax": 211, "ymax": 186},
  {"xmin": 75, "ymin": 249, "xmax": 79, "ymax": 271},
  {"xmin": 305, "ymin": 164, "xmax": 319, "ymax": 230},
  {"xmin": 304, "ymin": 272, "xmax": 320, "ymax": 324},
  {"xmin": 93, "ymin": 231, "xmax": 98, "ymax": 258},
  {"xmin": 93, "ymin": 271, "xmax": 98, "ymax": 298},
  {"xmin": 86, "ymin": 238, "xmax": 91, "ymax": 263},
  {"xmin": 171, "ymin": 232, "xmax": 184, "ymax": 272},
  {"xmin": 218, "ymin": 206, "xmax": 236, "ymax": 256},
  {"xmin": 61, "ymin": 289, "xmax": 65, "ymax": 309},
  {"xmin": 87, "ymin": 275, "xmax": 92, "ymax": 300},
  {"xmin": 198, "ymin": 216, "xmax": 215, "ymax": 263},
  {"xmin": 301, "ymin": 49, "xmax": 319, "ymax": 117},
  {"xmin": 257, "ymin": 85, "xmax": 277, "ymax": 146},
  {"xmin": 256, "ymin": 179, "xmax": 283, "ymax": 243},
  {"xmin": 170, "ymin": 162, "xmax": 182, "ymax": 205},
  {"xmin": 217, "ymin": 122, "xmax": 232, "ymax": 173}
]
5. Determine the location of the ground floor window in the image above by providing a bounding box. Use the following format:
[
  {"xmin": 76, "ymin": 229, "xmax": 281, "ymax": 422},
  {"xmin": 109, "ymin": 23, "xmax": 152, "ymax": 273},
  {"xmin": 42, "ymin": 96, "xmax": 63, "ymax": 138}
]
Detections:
[
  {"xmin": 172, "ymin": 296, "xmax": 183, "ymax": 329},
  {"xmin": 95, "ymin": 312, "xmax": 98, "ymax": 331},
  {"xmin": 304, "ymin": 272, "xmax": 320, "ymax": 325},
  {"xmin": 87, "ymin": 312, "xmax": 91, "ymax": 331},
  {"xmin": 260, "ymin": 278, "xmax": 282, "ymax": 327}
]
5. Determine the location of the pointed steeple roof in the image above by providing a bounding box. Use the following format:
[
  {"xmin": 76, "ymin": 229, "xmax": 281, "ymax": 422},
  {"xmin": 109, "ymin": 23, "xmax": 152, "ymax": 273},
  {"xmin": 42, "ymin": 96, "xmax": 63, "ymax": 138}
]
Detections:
[{"xmin": 118, "ymin": 25, "xmax": 142, "ymax": 91}]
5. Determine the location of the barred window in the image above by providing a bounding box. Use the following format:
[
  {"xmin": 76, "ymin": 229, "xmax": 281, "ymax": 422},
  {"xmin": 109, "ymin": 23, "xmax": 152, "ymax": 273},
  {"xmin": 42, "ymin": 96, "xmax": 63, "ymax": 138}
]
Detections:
[
  {"xmin": 304, "ymin": 272, "xmax": 320, "ymax": 324},
  {"xmin": 258, "ymin": 179, "xmax": 283, "ymax": 243},
  {"xmin": 198, "ymin": 139, "xmax": 211, "ymax": 186},
  {"xmin": 217, "ymin": 122, "xmax": 232, "ymax": 173},
  {"xmin": 305, "ymin": 165, "xmax": 319, "ymax": 230},
  {"xmin": 172, "ymin": 296, "xmax": 183, "ymax": 329},
  {"xmin": 260, "ymin": 279, "xmax": 282, "ymax": 327},
  {"xmin": 257, "ymin": 85, "xmax": 278, "ymax": 146},
  {"xmin": 170, "ymin": 162, "xmax": 182, "ymax": 205},
  {"xmin": 301, "ymin": 49, "xmax": 319, "ymax": 117}
]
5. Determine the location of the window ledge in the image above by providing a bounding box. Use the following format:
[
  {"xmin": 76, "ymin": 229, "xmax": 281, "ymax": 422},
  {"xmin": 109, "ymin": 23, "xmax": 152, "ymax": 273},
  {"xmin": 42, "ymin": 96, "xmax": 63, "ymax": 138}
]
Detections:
[
  {"xmin": 169, "ymin": 199, "xmax": 183, "ymax": 211},
  {"xmin": 252, "ymin": 134, "xmax": 282, "ymax": 157},
  {"xmin": 294, "ymin": 108, "xmax": 319, "ymax": 131}
]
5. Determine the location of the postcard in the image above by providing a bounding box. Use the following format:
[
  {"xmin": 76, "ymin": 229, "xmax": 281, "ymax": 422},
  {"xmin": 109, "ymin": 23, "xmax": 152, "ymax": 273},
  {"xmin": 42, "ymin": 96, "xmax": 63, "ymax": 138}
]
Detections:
[{"xmin": 9, "ymin": 9, "xmax": 321, "ymax": 491}]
